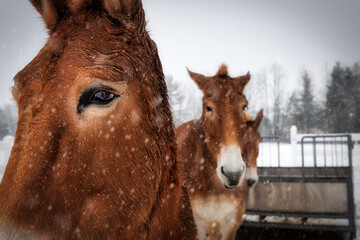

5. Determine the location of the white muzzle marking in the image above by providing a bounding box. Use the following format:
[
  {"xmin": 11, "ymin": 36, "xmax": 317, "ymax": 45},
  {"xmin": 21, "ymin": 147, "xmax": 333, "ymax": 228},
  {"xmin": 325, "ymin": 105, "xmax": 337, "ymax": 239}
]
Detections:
[{"xmin": 216, "ymin": 144, "xmax": 246, "ymax": 188}]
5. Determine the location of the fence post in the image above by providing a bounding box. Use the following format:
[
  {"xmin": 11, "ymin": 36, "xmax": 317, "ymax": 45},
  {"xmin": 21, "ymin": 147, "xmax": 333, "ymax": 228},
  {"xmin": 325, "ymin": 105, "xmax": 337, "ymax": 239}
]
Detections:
[{"xmin": 290, "ymin": 125, "xmax": 298, "ymax": 166}]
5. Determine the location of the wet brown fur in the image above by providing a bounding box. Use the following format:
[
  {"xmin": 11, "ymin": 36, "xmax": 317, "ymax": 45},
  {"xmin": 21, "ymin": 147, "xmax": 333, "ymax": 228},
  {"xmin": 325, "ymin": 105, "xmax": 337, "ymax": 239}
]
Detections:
[
  {"xmin": 243, "ymin": 110, "xmax": 263, "ymax": 178},
  {"xmin": 0, "ymin": 0, "xmax": 196, "ymax": 239}
]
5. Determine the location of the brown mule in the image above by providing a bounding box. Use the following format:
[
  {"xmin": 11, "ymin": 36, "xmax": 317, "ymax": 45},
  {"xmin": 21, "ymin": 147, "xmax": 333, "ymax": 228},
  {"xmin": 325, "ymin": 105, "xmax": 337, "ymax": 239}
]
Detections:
[
  {"xmin": 244, "ymin": 110, "xmax": 263, "ymax": 188},
  {"xmin": 0, "ymin": 0, "xmax": 196, "ymax": 239},
  {"xmin": 177, "ymin": 64, "xmax": 263, "ymax": 239}
]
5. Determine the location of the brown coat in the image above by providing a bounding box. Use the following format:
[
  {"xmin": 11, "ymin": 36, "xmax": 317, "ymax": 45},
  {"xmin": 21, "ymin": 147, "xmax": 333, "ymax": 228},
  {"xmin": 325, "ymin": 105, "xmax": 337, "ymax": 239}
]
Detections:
[
  {"xmin": 0, "ymin": 0, "xmax": 196, "ymax": 239},
  {"xmin": 177, "ymin": 65, "xmax": 257, "ymax": 240}
]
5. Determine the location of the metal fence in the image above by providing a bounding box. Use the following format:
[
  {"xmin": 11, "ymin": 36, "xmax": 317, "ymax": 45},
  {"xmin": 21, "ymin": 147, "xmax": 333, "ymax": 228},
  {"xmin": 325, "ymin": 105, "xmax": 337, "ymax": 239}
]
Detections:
[
  {"xmin": 259, "ymin": 136, "xmax": 280, "ymax": 167},
  {"xmin": 243, "ymin": 134, "xmax": 355, "ymax": 239}
]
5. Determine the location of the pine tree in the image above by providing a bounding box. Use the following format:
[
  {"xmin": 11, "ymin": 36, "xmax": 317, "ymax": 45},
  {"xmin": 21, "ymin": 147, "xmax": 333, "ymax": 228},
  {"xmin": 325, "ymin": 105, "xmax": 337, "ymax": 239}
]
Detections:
[
  {"xmin": 299, "ymin": 71, "xmax": 317, "ymax": 132},
  {"xmin": 270, "ymin": 64, "xmax": 283, "ymax": 136},
  {"xmin": 325, "ymin": 63, "xmax": 344, "ymax": 132},
  {"xmin": 283, "ymin": 92, "xmax": 301, "ymax": 129},
  {"xmin": 352, "ymin": 63, "xmax": 360, "ymax": 131},
  {"xmin": 325, "ymin": 62, "xmax": 360, "ymax": 133}
]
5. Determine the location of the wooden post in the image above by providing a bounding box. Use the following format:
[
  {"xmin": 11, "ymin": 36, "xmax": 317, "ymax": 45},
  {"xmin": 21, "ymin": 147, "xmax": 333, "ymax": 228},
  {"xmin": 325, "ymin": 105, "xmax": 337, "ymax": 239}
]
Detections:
[{"xmin": 290, "ymin": 125, "xmax": 298, "ymax": 166}]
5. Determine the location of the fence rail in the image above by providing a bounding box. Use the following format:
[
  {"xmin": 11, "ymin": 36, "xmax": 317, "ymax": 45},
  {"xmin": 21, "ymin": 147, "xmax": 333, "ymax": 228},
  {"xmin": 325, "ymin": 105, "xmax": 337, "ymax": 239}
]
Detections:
[{"xmin": 244, "ymin": 133, "xmax": 356, "ymax": 239}]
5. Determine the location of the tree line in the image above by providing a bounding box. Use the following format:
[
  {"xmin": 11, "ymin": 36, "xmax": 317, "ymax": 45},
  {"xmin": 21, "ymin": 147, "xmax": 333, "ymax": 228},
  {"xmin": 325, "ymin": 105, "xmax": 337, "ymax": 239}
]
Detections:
[
  {"xmin": 166, "ymin": 62, "xmax": 360, "ymax": 139},
  {"xmin": 281, "ymin": 62, "xmax": 360, "ymax": 137}
]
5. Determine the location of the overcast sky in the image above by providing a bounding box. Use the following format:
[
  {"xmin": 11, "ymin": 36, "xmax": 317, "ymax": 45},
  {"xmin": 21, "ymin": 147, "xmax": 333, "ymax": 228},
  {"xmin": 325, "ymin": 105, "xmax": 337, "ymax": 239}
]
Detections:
[{"xmin": 0, "ymin": 0, "xmax": 359, "ymax": 109}]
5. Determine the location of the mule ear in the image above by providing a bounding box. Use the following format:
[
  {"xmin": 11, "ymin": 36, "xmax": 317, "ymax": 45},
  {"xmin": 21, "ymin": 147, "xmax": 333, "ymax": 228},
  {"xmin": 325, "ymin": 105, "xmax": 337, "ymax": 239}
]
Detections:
[
  {"xmin": 235, "ymin": 72, "xmax": 251, "ymax": 93},
  {"xmin": 103, "ymin": 0, "xmax": 144, "ymax": 26},
  {"xmin": 187, "ymin": 67, "xmax": 207, "ymax": 91},
  {"xmin": 254, "ymin": 109, "xmax": 263, "ymax": 129},
  {"xmin": 30, "ymin": 0, "xmax": 66, "ymax": 31}
]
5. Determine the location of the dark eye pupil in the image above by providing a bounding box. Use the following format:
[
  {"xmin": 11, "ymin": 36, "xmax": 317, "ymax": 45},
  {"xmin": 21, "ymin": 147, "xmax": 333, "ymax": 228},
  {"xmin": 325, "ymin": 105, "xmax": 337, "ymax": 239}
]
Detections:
[
  {"xmin": 243, "ymin": 105, "xmax": 248, "ymax": 110},
  {"xmin": 93, "ymin": 91, "xmax": 115, "ymax": 102},
  {"xmin": 77, "ymin": 88, "xmax": 119, "ymax": 113},
  {"xmin": 206, "ymin": 106, "xmax": 212, "ymax": 112}
]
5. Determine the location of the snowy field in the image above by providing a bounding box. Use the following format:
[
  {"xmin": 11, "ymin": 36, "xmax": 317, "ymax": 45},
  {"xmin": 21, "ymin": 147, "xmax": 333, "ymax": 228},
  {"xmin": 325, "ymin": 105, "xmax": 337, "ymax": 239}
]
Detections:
[{"xmin": 0, "ymin": 135, "xmax": 359, "ymax": 238}]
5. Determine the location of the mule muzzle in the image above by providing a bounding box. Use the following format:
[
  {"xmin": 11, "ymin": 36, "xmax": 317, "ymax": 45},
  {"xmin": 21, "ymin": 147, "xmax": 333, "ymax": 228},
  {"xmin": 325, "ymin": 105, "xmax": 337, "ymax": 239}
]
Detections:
[
  {"xmin": 245, "ymin": 168, "xmax": 259, "ymax": 188},
  {"xmin": 221, "ymin": 166, "xmax": 244, "ymax": 188}
]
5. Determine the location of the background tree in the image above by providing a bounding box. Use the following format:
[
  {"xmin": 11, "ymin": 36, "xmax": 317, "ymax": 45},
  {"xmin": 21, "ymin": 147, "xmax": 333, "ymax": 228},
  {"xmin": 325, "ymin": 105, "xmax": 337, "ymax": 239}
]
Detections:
[
  {"xmin": 282, "ymin": 92, "xmax": 301, "ymax": 132},
  {"xmin": 325, "ymin": 62, "xmax": 360, "ymax": 133},
  {"xmin": 352, "ymin": 63, "xmax": 360, "ymax": 131},
  {"xmin": 166, "ymin": 75, "xmax": 186, "ymax": 127},
  {"xmin": 299, "ymin": 71, "xmax": 318, "ymax": 132},
  {"xmin": 270, "ymin": 64, "xmax": 284, "ymax": 136},
  {"xmin": 244, "ymin": 67, "xmax": 273, "ymax": 136}
]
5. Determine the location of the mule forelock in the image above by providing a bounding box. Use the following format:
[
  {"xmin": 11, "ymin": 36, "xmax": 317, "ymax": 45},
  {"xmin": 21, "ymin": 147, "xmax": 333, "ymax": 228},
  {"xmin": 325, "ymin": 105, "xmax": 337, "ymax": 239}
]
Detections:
[
  {"xmin": 216, "ymin": 64, "xmax": 228, "ymax": 77},
  {"xmin": 67, "ymin": 0, "xmax": 94, "ymax": 12}
]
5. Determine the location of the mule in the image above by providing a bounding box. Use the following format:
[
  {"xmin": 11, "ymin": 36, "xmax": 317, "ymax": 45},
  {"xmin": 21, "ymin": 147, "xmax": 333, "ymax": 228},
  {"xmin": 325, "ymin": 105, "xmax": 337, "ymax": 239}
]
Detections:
[
  {"xmin": 177, "ymin": 64, "xmax": 263, "ymax": 240},
  {"xmin": 0, "ymin": 0, "xmax": 196, "ymax": 239},
  {"xmin": 202, "ymin": 110, "xmax": 263, "ymax": 240},
  {"xmin": 244, "ymin": 109, "xmax": 263, "ymax": 187}
]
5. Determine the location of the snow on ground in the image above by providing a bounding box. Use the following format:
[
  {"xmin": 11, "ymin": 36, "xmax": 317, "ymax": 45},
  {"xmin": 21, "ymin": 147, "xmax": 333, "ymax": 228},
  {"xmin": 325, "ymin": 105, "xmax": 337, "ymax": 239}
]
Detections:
[{"xmin": 0, "ymin": 135, "xmax": 359, "ymax": 238}]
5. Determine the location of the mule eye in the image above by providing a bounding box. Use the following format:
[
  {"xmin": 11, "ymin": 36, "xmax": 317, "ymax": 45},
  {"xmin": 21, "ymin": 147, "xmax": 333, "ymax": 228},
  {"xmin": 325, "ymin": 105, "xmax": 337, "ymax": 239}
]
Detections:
[
  {"xmin": 206, "ymin": 106, "xmax": 213, "ymax": 114},
  {"xmin": 91, "ymin": 91, "xmax": 116, "ymax": 103},
  {"xmin": 243, "ymin": 104, "xmax": 248, "ymax": 111},
  {"xmin": 77, "ymin": 88, "xmax": 119, "ymax": 113}
]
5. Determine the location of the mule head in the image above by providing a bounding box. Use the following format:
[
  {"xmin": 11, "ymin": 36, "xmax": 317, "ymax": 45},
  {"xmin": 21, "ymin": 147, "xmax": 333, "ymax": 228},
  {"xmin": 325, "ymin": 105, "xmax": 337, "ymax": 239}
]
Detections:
[
  {"xmin": 2, "ymin": 0, "xmax": 175, "ymax": 237},
  {"xmin": 187, "ymin": 64, "xmax": 250, "ymax": 189},
  {"xmin": 243, "ymin": 109, "xmax": 263, "ymax": 187}
]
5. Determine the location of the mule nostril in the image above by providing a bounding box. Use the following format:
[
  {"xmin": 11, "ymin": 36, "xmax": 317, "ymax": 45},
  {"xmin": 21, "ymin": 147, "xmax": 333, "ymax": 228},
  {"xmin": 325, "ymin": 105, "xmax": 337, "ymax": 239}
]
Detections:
[
  {"xmin": 247, "ymin": 179, "xmax": 256, "ymax": 187},
  {"xmin": 228, "ymin": 175, "xmax": 240, "ymax": 186},
  {"xmin": 221, "ymin": 166, "xmax": 226, "ymax": 176},
  {"xmin": 222, "ymin": 169, "xmax": 241, "ymax": 186}
]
